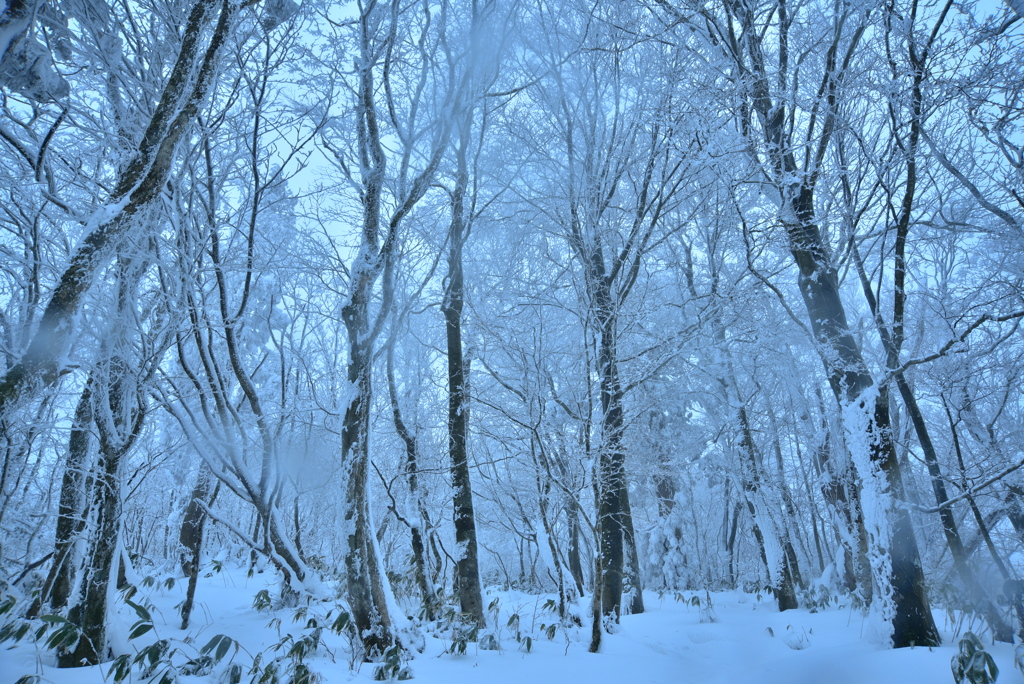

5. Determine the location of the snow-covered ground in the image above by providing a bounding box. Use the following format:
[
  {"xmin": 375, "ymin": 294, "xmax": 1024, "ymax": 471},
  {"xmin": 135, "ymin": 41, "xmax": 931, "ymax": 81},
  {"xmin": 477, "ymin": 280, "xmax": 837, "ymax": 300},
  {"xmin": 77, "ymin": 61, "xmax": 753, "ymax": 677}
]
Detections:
[{"xmin": 2, "ymin": 567, "xmax": 1019, "ymax": 684}]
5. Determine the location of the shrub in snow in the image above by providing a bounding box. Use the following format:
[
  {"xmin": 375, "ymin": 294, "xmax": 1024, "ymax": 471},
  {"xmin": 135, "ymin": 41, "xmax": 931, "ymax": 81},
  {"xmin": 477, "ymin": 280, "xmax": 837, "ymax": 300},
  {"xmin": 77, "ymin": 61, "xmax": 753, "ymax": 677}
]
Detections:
[
  {"xmin": 1, "ymin": 580, "xmax": 244, "ymax": 683},
  {"xmin": 952, "ymin": 632, "xmax": 999, "ymax": 684},
  {"xmin": 373, "ymin": 645, "xmax": 412, "ymax": 681},
  {"xmin": 443, "ymin": 609, "xmax": 479, "ymax": 656}
]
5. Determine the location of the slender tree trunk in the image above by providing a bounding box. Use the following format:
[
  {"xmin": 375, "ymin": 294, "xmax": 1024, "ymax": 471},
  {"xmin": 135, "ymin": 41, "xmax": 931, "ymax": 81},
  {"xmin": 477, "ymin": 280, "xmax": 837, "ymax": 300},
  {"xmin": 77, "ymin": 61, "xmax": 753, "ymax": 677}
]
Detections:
[
  {"xmin": 386, "ymin": 338, "xmax": 438, "ymax": 621},
  {"xmin": 179, "ymin": 465, "xmax": 219, "ymax": 629},
  {"xmin": 340, "ymin": 288, "xmax": 395, "ymax": 654},
  {"xmin": 442, "ymin": 123, "xmax": 485, "ymax": 629},
  {"xmin": 567, "ymin": 497, "xmax": 585, "ymax": 597},
  {"xmin": 736, "ymin": 403, "xmax": 798, "ymax": 611},
  {"xmin": 29, "ymin": 377, "xmax": 93, "ymax": 619},
  {"xmin": 726, "ymin": 500, "xmax": 742, "ymax": 588}
]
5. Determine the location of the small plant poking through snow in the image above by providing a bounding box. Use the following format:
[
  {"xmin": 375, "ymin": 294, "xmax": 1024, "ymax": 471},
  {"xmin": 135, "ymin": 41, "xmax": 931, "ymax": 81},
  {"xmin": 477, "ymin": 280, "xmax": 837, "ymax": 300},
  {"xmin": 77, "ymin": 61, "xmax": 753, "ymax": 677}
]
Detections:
[
  {"xmin": 698, "ymin": 591, "xmax": 717, "ymax": 624},
  {"xmin": 478, "ymin": 597, "xmax": 501, "ymax": 651},
  {"xmin": 952, "ymin": 632, "xmax": 999, "ymax": 684},
  {"xmin": 782, "ymin": 625, "xmax": 810, "ymax": 650}
]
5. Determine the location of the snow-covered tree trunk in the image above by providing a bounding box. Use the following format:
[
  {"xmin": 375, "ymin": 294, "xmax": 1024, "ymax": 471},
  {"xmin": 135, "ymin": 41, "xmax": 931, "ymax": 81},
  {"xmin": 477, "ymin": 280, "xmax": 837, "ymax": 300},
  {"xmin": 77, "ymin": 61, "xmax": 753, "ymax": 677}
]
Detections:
[
  {"xmin": 178, "ymin": 464, "xmax": 218, "ymax": 629},
  {"xmin": 60, "ymin": 257, "xmax": 152, "ymax": 667},
  {"xmin": 693, "ymin": 0, "xmax": 941, "ymax": 647}
]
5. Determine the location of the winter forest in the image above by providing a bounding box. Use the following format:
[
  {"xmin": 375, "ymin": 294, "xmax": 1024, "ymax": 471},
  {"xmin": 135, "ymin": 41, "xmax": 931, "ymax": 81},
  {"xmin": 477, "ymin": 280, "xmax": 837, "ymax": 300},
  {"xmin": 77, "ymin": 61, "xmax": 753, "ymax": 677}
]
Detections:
[{"xmin": 0, "ymin": 0, "xmax": 1023, "ymax": 682}]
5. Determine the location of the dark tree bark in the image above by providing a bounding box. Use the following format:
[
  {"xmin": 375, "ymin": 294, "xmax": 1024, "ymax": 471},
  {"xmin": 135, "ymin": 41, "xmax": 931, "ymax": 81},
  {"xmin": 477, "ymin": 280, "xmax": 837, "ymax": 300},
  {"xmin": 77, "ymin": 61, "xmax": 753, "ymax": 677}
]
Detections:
[
  {"xmin": 178, "ymin": 465, "xmax": 219, "ymax": 629},
  {"xmin": 594, "ymin": 301, "xmax": 628, "ymax": 623},
  {"xmin": 28, "ymin": 376, "xmax": 93, "ymax": 619},
  {"xmin": 386, "ymin": 337, "xmax": 438, "ymax": 621},
  {"xmin": 442, "ymin": 116, "xmax": 485, "ymax": 630}
]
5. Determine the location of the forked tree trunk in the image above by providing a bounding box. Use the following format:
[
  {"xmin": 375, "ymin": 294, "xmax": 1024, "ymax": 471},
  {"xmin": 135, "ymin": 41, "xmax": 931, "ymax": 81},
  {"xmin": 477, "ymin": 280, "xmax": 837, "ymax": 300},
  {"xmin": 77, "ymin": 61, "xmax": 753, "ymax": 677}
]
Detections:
[
  {"xmin": 340, "ymin": 314, "xmax": 395, "ymax": 657},
  {"xmin": 61, "ymin": 337, "xmax": 146, "ymax": 667}
]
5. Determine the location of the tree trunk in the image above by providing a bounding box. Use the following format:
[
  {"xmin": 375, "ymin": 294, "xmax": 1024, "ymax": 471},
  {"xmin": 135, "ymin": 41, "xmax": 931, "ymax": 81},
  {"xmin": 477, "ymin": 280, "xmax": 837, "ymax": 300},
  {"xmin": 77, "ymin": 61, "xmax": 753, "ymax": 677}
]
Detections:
[
  {"xmin": 386, "ymin": 337, "xmax": 438, "ymax": 621},
  {"xmin": 61, "ymin": 335, "xmax": 145, "ymax": 667},
  {"xmin": 621, "ymin": 484, "xmax": 644, "ymax": 615},
  {"xmin": 340, "ymin": 324, "xmax": 395, "ymax": 658},
  {"xmin": 442, "ymin": 123, "xmax": 485, "ymax": 629},
  {"xmin": 789, "ymin": 205, "xmax": 938, "ymax": 645},
  {"xmin": 592, "ymin": 296, "xmax": 640, "ymax": 625},
  {"xmin": 59, "ymin": 442, "xmax": 122, "ymax": 667},
  {"xmin": 29, "ymin": 376, "xmax": 93, "ymax": 619},
  {"xmin": 737, "ymin": 403, "xmax": 798, "ymax": 611},
  {"xmin": 179, "ymin": 465, "xmax": 219, "ymax": 629},
  {"xmin": 567, "ymin": 497, "xmax": 586, "ymax": 597}
]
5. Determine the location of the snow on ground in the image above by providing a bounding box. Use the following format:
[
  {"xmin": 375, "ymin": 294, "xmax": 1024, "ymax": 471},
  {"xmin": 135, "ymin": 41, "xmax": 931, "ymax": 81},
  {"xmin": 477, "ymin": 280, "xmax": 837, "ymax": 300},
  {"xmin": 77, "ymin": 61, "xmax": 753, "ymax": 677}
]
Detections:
[{"xmin": 2, "ymin": 567, "xmax": 1020, "ymax": 684}]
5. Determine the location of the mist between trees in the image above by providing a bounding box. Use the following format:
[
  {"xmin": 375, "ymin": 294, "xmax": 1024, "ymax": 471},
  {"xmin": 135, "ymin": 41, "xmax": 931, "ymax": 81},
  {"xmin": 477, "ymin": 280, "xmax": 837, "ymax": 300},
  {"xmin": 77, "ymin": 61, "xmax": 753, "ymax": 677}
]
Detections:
[{"xmin": 0, "ymin": 0, "xmax": 1023, "ymax": 672}]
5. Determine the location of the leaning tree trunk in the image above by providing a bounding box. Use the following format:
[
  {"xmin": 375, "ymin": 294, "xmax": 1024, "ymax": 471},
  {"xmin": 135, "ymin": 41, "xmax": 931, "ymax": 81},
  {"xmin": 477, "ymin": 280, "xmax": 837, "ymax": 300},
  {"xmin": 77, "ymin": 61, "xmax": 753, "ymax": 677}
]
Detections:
[
  {"xmin": 787, "ymin": 188, "xmax": 939, "ymax": 647},
  {"xmin": 736, "ymin": 402, "xmax": 798, "ymax": 611},
  {"xmin": 718, "ymin": 0, "xmax": 939, "ymax": 646},
  {"xmin": 386, "ymin": 337, "xmax": 438, "ymax": 621},
  {"xmin": 715, "ymin": 321, "xmax": 798, "ymax": 611}
]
